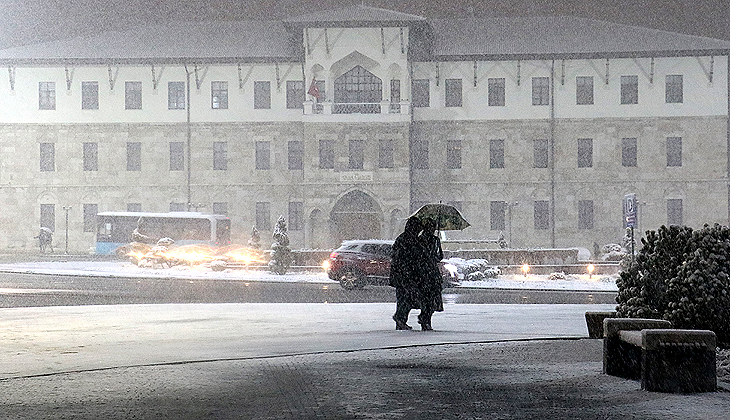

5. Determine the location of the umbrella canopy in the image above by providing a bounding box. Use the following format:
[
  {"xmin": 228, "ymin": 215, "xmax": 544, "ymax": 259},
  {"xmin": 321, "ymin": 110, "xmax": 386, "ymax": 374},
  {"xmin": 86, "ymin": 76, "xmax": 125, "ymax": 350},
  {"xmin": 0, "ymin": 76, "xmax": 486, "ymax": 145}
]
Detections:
[{"xmin": 411, "ymin": 203, "xmax": 470, "ymax": 231}]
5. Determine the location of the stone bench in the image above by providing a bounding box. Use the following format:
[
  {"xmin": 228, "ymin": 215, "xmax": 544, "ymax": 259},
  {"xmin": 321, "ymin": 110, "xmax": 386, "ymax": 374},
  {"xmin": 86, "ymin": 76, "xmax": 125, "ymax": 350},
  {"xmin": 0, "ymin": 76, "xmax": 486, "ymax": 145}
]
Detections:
[{"xmin": 603, "ymin": 318, "xmax": 717, "ymax": 392}]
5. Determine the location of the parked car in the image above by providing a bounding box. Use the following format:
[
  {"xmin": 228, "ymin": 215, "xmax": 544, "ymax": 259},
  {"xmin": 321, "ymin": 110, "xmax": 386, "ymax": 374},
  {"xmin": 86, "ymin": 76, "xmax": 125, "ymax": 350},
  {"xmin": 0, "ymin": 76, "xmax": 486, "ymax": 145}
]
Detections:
[{"xmin": 325, "ymin": 239, "xmax": 458, "ymax": 290}]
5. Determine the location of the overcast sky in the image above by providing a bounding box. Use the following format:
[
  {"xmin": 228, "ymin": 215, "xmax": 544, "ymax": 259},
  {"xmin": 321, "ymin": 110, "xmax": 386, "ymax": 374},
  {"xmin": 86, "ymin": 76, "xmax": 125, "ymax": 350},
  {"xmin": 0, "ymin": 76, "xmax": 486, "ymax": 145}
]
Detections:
[{"xmin": 1, "ymin": 0, "xmax": 728, "ymax": 48}]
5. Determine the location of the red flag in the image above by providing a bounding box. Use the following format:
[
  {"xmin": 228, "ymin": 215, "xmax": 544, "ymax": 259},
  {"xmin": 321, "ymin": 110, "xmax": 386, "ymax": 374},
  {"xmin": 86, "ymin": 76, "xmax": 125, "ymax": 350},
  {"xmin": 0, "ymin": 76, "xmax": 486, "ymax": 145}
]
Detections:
[{"xmin": 307, "ymin": 78, "xmax": 321, "ymax": 100}]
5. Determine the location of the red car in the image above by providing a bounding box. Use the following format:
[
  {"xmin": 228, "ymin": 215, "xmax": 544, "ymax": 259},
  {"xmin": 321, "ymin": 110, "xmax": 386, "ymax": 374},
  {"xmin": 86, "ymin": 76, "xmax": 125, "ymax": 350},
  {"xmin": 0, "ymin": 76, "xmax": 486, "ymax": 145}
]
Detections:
[{"xmin": 325, "ymin": 239, "xmax": 458, "ymax": 290}]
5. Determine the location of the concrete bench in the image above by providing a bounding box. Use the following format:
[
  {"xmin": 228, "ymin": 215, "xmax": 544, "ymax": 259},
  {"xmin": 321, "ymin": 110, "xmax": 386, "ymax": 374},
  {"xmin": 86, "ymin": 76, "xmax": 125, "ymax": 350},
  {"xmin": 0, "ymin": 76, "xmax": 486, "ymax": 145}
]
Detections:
[{"xmin": 603, "ymin": 318, "xmax": 717, "ymax": 392}]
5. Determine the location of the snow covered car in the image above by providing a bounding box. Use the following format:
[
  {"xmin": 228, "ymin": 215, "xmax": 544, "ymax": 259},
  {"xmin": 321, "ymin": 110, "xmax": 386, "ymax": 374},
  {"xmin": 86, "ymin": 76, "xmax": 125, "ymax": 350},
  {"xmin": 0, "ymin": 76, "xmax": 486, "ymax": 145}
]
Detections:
[{"xmin": 325, "ymin": 239, "xmax": 458, "ymax": 290}]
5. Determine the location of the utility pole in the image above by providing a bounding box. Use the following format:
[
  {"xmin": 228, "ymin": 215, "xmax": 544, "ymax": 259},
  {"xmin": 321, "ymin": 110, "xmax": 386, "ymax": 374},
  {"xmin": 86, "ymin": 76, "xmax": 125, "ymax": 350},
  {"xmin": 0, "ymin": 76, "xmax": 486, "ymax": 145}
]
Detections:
[{"xmin": 62, "ymin": 206, "xmax": 71, "ymax": 254}]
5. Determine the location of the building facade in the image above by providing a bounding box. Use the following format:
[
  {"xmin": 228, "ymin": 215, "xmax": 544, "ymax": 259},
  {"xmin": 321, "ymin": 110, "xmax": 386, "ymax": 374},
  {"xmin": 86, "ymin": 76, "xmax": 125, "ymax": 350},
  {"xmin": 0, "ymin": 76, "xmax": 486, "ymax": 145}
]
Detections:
[{"xmin": 1, "ymin": 5, "xmax": 729, "ymax": 253}]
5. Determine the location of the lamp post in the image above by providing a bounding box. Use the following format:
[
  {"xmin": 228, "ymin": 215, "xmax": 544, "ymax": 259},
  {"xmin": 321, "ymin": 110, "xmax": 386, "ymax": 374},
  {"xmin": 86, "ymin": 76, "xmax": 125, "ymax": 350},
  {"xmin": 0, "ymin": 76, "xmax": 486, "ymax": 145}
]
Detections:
[
  {"xmin": 62, "ymin": 206, "xmax": 71, "ymax": 254},
  {"xmin": 508, "ymin": 201, "xmax": 519, "ymax": 248}
]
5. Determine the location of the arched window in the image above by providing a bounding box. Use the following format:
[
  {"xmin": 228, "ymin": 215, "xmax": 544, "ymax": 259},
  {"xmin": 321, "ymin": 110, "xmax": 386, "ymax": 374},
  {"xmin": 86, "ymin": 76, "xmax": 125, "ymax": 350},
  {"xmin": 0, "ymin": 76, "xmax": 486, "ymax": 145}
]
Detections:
[{"xmin": 334, "ymin": 66, "xmax": 382, "ymax": 114}]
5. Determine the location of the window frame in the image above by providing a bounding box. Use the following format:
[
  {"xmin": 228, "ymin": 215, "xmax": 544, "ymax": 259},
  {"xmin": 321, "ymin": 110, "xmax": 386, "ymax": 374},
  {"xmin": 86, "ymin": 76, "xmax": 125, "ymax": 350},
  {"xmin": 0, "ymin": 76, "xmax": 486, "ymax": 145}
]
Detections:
[
  {"xmin": 125, "ymin": 81, "xmax": 142, "ymax": 110},
  {"xmin": 576, "ymin": 76, "xmax": 594, "ymax": 105},
  {"xmin": 667, "ymin": 198, "xmax": 683, "ymax": 226},
  {"xmin": 83, "ymin": 142, "xmax": 98, "ymax": 172},
  {"xmin": 349, "ymin": 138, "xmax": 365, "ymax": 170},
  {"xmin": 83, "ymin": 203, "xmax": 98, "ymax": 233},
  {"xmin": 379, "ymin": 139, "xmax": 394, "ymax": 169},
  {"xmin": 488, "ymin": 78, "xmax": 505, "ymax": 106},
  {"xmin": 578, "ymin": 200, "xmax": 594, "ymax": 230},
  {"xmin": 622, "ymin": 137, "xmax": 637, "ymax": 167},
  {"xmin": 286, "ymin": 80, "xmax": 305, "ymax": 109},
  {"xmin": 254, "ymin": 81, "xmax": 271, "ymax": 109},
  {"xmin": 255, "ymin": 141, "xmax": 271, "ymax": 170},
  {"xmin": 411, "ymin": 79, "xmax": 430, "ymax": 108},
  {"xmin": 211, "ymin": 81, "xmax": 228, "ymax": 109},
  {"xmin": 446, "ymin": 139, "xmax": 462, "ymax": 169},
  {"xmin": 168, "ymin": 81, "xmax": 186, "ymax": 110},
  {"xmin": 490, "ymin": 201, "xmax": 506, "ymax": 231},
  {"xmin": 169, "ymin": 142, "xmax": 184, "ymax": 171},
  {"xmin": 489, "ymin": 139, "xmax": 505, "ymax": 169},
  {"xmin": 577, "ymin": 138, "xmax": 593, "ymax": 168},
  {"xmin": 288, "ymin": 140, "xmax": 304, "ymax": 170},
  {"xmin": 413, "ymin": 138, "xmax": 429, "ymax": 169},
  {"xmin": 444, "ymin": 78, "xmax": 463, "ymax": 107},
  {"xmin": 81, "ymin": 81, "xmax": 99, "ymax": 110},
  {"xmin": 40, "ymin": 142, "xmax": 55, "ymax": 172},
  {"xmin": 126, "ymin": 142, "xmax": 141, "ymax": 171},
  {"xmin": 288, "ymin": 201, "xmax": 304, "ymax": 231},
  {"xmin": 665, "ymin": 75, "xmax": 683, "ymax": 103},
  {"xmin": 319, "ymin": 139, "xmax": 335, "ymax": 169},
  {"xmin": 532, "ymin": 77, "xmax": 550, "ymax": 106},
  {"xmin": 213, "ymin": 141, "xmax": 228, "ymax": 171},
  {"xmin": 534, "ymin": 200, "xmax": 550, "ymax": 230},
  {"xmin": 255, "ymin": 202, "xmax": 271, "ymax": 231},
  {"xmin": 533, "ymin": 139, "xmax": 549, "ymax": 169},
  {"xmin": 620, "ymin": 75, "xmax": 638, "ymax": 105},
  {"xmin": 39, "ymin": 82, "xmax": 56, "ymax": 110},
  {"xmin": 666, "ymin": 136, "xmax": 682, "ymax": 167}
]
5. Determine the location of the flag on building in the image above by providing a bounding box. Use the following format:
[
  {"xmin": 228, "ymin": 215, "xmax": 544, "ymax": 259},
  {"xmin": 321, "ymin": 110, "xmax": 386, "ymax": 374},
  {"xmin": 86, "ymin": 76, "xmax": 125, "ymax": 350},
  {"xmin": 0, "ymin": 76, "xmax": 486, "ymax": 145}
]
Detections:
[{"xmin": 307, "ymin": 78, "xmax": 321, "ymax": 100}]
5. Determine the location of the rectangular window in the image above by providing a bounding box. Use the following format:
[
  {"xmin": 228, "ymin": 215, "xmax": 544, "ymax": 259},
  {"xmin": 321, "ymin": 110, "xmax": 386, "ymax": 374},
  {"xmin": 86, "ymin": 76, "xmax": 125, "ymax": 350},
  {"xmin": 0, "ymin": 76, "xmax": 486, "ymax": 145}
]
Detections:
[
  {"xmin": 534, "ymin": 200, "xmax": 550, "ymax": 230},
  {"xmin": 254, "ymin": 81, "xmax": 271, "ymax": 109},
  {"xmin": 127, "ymin": 203, "xmax": 142, "ymax": 212},
  {"xmin": 83, "ymin": 142, "xmax": 98, "ymax": 171},
  {"xmin": 288, "ymin": 140, "xmax": 303, "ymax": 170},
  {"xmin": 289, "ymin": 201, "xmax": 303, "ymax": 231},
  {"xmin": 125, "ymin": 81, "xmax": 142, "ymax": 110},
  {"xmin": 255, "ymin": 202, "xmax": 270, "ymax": 231},
  {"xmin": 490, "ymin": 201, "xmax": 506, "ymax": 231},
  {"xmin": 578, "ymin": 200, "xmax": 594, "ymax": 229},
  {"xmin": 83, "ymin": 204, "xmax": 97, "ymax": 232},
  {"xmin": 319, "ymin": 140, "xmax": 335, "ymax": 169},
  {"xmin": 211, "ymin": 81, "xmax": 228, "ymax": 109},
  {"xmin": 379, "ymin": 139, "xmax": 394, "ymax": 169},
  {"xmin": 39, "ymin": 82, "xmax": 55, "ymax": 110},
  {"xmin": 489, "ymin": 139, "xmax": 505, "ymax": 169},
  {"xmin": 445, "ymin": 79, "xmax": 462, "ymax": 107},
  {"xmin": 126, "ymin": 142, "xmax": 141, "ymax": 171},
  {"xmin": 390, "ymin": 79, "xmax": 401, "ymax": 112},
  {"xmin": 213, "ymin": 141, "xmax": 227, "ymax": 170},
  {"xmin": 576, "ymin": 76, "xmax": 594, "ymax": 105},
  {"xmin": 533, "ymin": 139, "xmax": 549, "ymax": 168},
  {"xmin": 349, "ymin": 139, "xmax": 364, "ymax": 170},
  {"xmin": 665, "ymin": 75, "xmax": 683, "ymax": 103},
  {"xmin": 40, "ymin": 203, "xmax": 55, "ymax": 232},
  {"xmin": 622, "ymin": 138, "xmax": 637, "ymax": 167},
  {"xmin": 170, "ymin": 202, "xmax": 186, "ymax": 212},
  {"xmin": 81, "ymin": 81, "xmax": 99, "ymax": 110},
  {"xmin": 667, "ymin": 199, "xmax": 683, "ymax": 226},
  {"xmin": 255, "ymin": 141, "xmax": 270, "ymax": 170},
  {"xmin": 40, "ymin": 143, "xmax": 55, "ymax": 172},
  {"xmin": 488, "ymin": 78, "xmax": 505, "ymax": 106},
  {"xmin": 413, "ymin": 138, "xmax": 429, "ymax": 169},
  {"xmin": 667, "ymin": 137, "xmax": 682, "ymax": 167},
  {"xmin": 577, "ymin": 138, "xmax": 593, "ymax": 168},
  {"xmin": 411, "ymin": 79, "xmax": 430, "ymax": 107},
  {"xmin": 168, "ymin": 81, "xmax": 185, "ymax": 109},
  {"xmin": 446, "ymin": 139, "xmax": 462, "ymax": 169},
  {"xmin": 212, "ymin": 202, "xmax": 228, "ymax": 215},
  {"xmin": 170, "ymin": 142, "xmax": 184, "ymax": 171},
  {"xmin": 286, "ymin": 80, "xmax": 305, "ymax": 109},
  {"xmin": 532, "ymin": 77, "xmax": 550, "ymax": 105},
  {"xmin": 621, "ymin": 75, "xmax": 638, "ymax": 104}
]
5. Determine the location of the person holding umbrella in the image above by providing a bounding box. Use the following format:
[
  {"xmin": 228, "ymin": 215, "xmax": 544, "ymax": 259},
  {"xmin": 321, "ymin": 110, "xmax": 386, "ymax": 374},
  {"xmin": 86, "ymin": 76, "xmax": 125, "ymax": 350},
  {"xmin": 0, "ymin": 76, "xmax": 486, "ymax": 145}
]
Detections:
[
  {"xmin": 417, "ymin": 218, "xmax": 444, "ymax": 330},
  {"xmin": 389, "ymin": 216, "xmax": 426, "ymax": 330}
]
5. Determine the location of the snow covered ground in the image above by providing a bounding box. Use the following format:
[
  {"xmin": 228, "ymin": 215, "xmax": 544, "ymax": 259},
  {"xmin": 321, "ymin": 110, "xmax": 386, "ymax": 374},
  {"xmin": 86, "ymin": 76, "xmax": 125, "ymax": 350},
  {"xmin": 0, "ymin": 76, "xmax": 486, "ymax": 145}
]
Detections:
[{"xmin": 0, "ymin": 260, "xmax": 619, "ymax": 291}]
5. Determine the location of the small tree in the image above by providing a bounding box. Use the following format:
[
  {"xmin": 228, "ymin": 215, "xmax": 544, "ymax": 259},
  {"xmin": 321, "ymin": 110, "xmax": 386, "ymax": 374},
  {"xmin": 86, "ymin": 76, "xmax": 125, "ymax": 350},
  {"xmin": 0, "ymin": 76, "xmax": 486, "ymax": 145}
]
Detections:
[{"xmin": 269, "ymin": 216, "xmax": 291, "ymax": 275}]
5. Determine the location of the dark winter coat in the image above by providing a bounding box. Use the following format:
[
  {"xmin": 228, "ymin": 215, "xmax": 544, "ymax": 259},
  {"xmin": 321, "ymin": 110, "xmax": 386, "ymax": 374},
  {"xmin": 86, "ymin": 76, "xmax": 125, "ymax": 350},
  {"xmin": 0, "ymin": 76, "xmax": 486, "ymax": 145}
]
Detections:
[
  {"xmin": 420, "ymin": 232, "xmax": 444, "ymax": 312},
  {"xmin": 389, "ymin": 221, "xmax": 426, "ymax": 290}
]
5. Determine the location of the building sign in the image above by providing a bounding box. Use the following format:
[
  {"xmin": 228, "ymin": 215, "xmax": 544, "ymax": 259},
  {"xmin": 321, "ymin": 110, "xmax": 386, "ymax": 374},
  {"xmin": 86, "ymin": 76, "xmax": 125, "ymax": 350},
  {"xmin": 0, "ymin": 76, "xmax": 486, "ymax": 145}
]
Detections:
[
  {"xmin": 340, "ymin": 172, "xmax": 373, "ymax": 182},
  {"xmin": 623, "ymin": 193, "xmax": 637, "ymax": 228}
]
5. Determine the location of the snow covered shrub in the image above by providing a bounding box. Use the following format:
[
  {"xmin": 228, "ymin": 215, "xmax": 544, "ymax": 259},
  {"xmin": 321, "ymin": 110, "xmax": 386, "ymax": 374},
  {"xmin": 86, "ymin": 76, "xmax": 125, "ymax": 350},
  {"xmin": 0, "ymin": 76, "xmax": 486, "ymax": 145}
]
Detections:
[
  {"xmin": 548, "ymin": 272, "xmax": 566, "ymax": 281},
  {"xmin": 600, "ymin": 243, "xmax": 627, "ymax": 261},
  {"xmin": 445, "ymin": 258, "xmax": 500, "ymax": 281},
  {"xmin": 617, "ymin": 224, "xmax": 730, "ymax": 346}
]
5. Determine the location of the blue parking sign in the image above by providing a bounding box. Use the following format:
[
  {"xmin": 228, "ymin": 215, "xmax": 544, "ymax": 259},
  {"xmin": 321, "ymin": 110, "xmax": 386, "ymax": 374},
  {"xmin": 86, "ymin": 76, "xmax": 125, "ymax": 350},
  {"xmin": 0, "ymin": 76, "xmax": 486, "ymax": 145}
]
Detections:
[{"xmin": 623, "ymin": 193, "xmax": 637, "ymax": 228}]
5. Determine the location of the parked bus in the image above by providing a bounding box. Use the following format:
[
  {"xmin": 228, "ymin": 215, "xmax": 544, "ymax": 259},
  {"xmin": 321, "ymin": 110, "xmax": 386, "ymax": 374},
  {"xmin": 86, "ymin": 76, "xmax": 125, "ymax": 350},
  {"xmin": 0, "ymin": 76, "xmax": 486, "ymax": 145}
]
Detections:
[{"xmin": 95, "ymin": 211, "xmax": 231, "ymax": 255}]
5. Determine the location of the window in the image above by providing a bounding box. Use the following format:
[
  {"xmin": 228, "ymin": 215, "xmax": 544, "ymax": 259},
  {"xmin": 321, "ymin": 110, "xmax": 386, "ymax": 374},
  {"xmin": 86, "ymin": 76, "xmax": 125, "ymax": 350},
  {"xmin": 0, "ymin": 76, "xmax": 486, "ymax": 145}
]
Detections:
[
  {"xmin": 334, "ymin": 66, "xmax": 382, "ymax": 113},
  {"xmin": 622, "ymin": 138, "xmax": 637, "ymax": 167},
  {"xmin": 213, "ymin": 141, "xmax": 227, "ymax": 170},
  {"xmin": 289, "ymin": 202, "xmax": 303, "ymax": 231},
  {"xmin": 40, "ymin": 143, "xmax": 54, "ymax": 172},
  {"xmin": 212, "ymin": 202, "xmax": 228, "ymax": 215},
  {"xmin": 125, "ymin": 81, "xmax": 142, "ymax": 110},
  {"xmin": 39, "ymin": 82, "xmax": 55, "ymax": 110},
  {"xmin": 576, "ymin": 76, "xmax": 594, "ymax": 105},
  {"xmin": 490, "ymin": 201, "xmax": 506, "ymax": 231},
  {"xmin": 349, "ymin": 139, "xmax": 364, "ymax": 170},
  {"xmin": 667, "ymin": 199, "xmax": 683, "ymax": 226},
  {"xmin": 534, "ymin": 201, "xmax": 550, "ymax": 230},
  {"xmin": 533, "ymin": 139, "xmax": 549, "ymax": 168},
  {"xmin": 254, "ymin": 81, "xmax": 271, "ymax": 109},
  {"xmin": 489, "ymin": 139, "xmax": 504, "ymax": 169},
  {"xmin": 666, "ymin": 75, "xmax": 683, "ymax": 103},
  {"xmin": 412, "ymin": 79, "xmax": 430, "ymax": 107},
  {"xmin": 83, "ymin": 142, "xmax": 98, "ymax": 171},
  {"xmin": 168, "ymin": 82, "xmax": 185, "ymax": 109},
  {"xmin": 667, "ymin": 137, "xmax": 682, "ymax": 167},
  {"xmin": 447, "ymin": 139, "xmax": 462, "ymax": 169},
  {"xmin": 379, "ymin": 139, "xmax": 394, "ymax": 169},
  {"xmin": 445, "ymin": 79, "xmax": 462, "ymax": 107},
  {"xmin": 127, "ymin": 203, "xmax": 142, "ymax": 212},
  {"xmin": 170, "ymin": 202, "xmax": 186, "ymax": 212},
  {"xmin": 488, "ymin": 78, "xmax": 505, "ymax": 106},
  {"xmin": 255, "ymin": 141, "xmax": 270, "ymax": 170},
  {"xmin": 83, "ymin": 204, "xmax": 97, "ymax": 232},
  {"xmin": 286, "ymin": 80, "xmax": 305, "ymax": 109},
  {"xmin": 170, "ymin": 142, "xmax": 184, "ymax": 171},
  {"xmin": 413, "ymin": 139, "xmax": 429, "ymax": 169},
  {"xmin": 621, "ymin": 75, "xmax": 638, "ymax": 104},
  {"xmin": 390, "ymin": 79, "xmax": 401, "ymax": 112},
  {"xmin": 532, "ymin": 77, "xmax": 550, "ymax": 105},
  {"xmin": 211, "ymin": 81, "xmax": 228, "ymax": 109},
  {"xmin": 288, "ymin": 140, "xmax": 303, "ymax": 170},
  {"xmin": 577, "ymin": 138, "xmax": 593, "ymax": 168},
  {"xmin": 40, "ymin": 204, "xmax": 55, "ymax": 232},
  {"xmin": 319, "ymin": 140, "xmax": 335, "ymax": 169},
  {"xmin": 81, "ymin": 81, "xmax": 99, "ymax": 110},
  {"xmin": 255, "ymin": 202, "xmax": 270, "ymax": 231},
  {"xmin": 578, "ymin": 200, "xmax": 594, "ymax": 229},
  {"xmin": 127, "ymin": 142, "xmax": 141, "ymax": 171}
]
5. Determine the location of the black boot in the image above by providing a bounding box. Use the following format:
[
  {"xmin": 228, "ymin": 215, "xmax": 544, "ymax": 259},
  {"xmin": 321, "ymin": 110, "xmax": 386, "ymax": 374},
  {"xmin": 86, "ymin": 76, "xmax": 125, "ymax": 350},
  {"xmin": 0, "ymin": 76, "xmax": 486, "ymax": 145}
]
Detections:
[
  {"xmin": 393, "ymin": 315, "xmax": 412, "ymax": 330},
  {"xmin": 418, "ymin": 314, "xmax": 433, "ymax": 331}
]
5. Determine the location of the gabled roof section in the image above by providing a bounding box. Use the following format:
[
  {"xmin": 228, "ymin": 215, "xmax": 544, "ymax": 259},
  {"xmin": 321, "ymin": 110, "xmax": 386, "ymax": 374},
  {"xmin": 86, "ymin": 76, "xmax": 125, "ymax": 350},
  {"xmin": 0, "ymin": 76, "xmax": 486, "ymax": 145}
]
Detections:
[
  {"xmin": 0, "ymin": 20, "xmax": 299, "ymax": 65},
  {"xmin": 431, "ymin": 16, "xmax": 730, "ymax": 60},
  {"xmin": 284, "ymin": 4, "xmax": 426, "ymax": 27}
]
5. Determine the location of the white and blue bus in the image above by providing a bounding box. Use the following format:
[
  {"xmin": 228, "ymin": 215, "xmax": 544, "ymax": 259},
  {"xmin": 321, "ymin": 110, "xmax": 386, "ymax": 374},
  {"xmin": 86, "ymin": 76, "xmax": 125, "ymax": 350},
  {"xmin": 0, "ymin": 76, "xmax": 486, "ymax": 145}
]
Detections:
[{"xmin": 95, "ymin": 211, "xmax": 231, "ymax": 255}]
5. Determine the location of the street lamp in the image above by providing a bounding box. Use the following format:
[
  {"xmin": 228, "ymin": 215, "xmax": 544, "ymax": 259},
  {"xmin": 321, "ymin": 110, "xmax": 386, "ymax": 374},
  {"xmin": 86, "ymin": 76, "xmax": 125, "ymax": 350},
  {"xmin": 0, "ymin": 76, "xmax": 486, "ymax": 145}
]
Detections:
[{"xmin": 62, "ymin": 206, "xmax": 71, "ymax": 254}]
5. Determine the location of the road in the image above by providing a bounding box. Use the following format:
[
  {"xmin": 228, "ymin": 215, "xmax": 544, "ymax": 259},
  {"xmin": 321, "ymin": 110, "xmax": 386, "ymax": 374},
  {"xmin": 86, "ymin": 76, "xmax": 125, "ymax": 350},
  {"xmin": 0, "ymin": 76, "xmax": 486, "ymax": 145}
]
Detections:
[{"xmin": 0, "ymin": 272, "xmax": 618, "ymax": 307}]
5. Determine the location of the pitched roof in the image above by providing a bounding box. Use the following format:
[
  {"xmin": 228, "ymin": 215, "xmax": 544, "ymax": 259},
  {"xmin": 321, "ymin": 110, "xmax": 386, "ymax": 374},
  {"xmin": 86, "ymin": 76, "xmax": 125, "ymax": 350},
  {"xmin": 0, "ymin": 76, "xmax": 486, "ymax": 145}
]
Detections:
[{"xmin": 284, "ymin": 4, "xmax": 426, "ymax": 26}]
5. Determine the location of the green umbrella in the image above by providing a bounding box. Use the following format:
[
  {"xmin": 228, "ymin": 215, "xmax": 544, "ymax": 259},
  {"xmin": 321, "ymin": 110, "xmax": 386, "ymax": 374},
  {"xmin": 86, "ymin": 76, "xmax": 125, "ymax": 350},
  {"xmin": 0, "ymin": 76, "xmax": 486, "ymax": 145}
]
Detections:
[{"xmin": 411, "ymin": 203, "xmax": 470, "ymax": 231}]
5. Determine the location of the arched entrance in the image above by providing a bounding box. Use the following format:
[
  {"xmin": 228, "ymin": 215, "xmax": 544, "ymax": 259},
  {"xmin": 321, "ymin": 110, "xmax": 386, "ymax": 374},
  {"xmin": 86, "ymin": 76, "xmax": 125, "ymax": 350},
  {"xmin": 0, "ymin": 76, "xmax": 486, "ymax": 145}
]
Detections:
[{"xmin": 330, "ymin": 190, "xmax": 382, "ymax": 243}]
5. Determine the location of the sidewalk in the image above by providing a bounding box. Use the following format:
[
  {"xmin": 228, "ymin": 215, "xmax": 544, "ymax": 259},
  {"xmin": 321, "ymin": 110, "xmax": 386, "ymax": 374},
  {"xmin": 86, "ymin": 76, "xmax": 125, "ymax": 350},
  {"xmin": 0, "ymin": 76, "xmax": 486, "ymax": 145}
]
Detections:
[{"xmin": 0, "ymin": 302, "xmax": 728, "ymax": 419}]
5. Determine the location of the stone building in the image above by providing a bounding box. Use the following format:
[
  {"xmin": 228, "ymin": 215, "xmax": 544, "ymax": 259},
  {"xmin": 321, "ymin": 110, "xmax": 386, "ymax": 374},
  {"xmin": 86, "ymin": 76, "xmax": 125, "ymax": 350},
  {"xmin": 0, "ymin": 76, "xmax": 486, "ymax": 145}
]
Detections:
[{"xmin": 1, "ymin": 5, "xmax": 729, "ymax": 253}]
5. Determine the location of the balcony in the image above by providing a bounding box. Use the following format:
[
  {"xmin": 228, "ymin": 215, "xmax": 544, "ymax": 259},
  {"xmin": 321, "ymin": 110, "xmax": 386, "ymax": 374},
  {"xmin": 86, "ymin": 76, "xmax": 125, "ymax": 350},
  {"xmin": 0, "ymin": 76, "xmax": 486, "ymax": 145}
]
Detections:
[{"xmin": 303, "ymin": 100, "xmax": 410, "ymax": 116}]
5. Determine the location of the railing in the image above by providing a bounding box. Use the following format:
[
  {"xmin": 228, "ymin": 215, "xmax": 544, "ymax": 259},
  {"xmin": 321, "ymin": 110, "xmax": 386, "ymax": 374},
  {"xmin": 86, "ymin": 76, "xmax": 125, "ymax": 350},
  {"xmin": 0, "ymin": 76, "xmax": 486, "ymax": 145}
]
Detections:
[
  {"xmin": 303, "ymin": 100, "xmax": 410, "ymax": 116},
  {"xmin": 333, "ymin": 103, "xmax": 381, "ymax": 114}
]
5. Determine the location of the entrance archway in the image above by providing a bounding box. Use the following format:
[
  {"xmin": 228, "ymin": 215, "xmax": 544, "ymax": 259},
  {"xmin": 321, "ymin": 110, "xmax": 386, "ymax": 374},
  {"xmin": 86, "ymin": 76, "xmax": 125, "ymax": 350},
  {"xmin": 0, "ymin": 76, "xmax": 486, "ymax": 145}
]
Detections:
[{"xmin": 330, "ymin": 190, "xmax": 382, "ymax": 243}]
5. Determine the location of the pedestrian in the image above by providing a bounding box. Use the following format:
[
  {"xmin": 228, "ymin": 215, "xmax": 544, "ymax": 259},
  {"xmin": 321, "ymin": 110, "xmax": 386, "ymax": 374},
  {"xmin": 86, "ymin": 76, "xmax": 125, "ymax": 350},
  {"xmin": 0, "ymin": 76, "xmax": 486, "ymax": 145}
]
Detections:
[
  {"xmin": 417, "ymin": 218, "xmax": 444, "ymax": 331},
  {"xmin": 35, "ymin": 227, "xmax": 53, "ymax": 254},
  {"xmin": 389, "ymin": 216, "xmax": 426, "ymax": 330}
]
